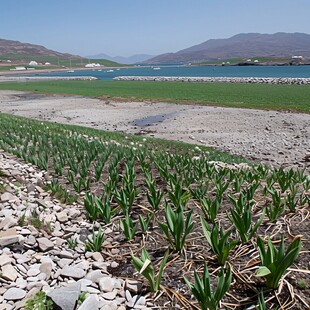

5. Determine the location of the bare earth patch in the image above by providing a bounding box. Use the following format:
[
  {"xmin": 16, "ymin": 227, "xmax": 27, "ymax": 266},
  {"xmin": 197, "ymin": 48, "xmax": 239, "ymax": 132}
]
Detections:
[{"xmin": 0, "ymin": 90, "xmax": 309, "ymax": 170}]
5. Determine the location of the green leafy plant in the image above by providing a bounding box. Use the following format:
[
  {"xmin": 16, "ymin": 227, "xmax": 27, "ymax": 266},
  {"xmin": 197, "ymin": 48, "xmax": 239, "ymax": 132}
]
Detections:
[
  {"xmin": 0, "ymin": 183, "xmax": 5, "ymax": 193},
  {"xmin": 131, "ymin": 248, "xmax": 169, "ymax": 292},
  {"xmin": 201, "ymin": 218, "xmax": 238, "ymax": 265},
  {"xmin": 184, "ymin": 262, "xmax": 232, "ymax": 310},
  {"xmin": 120, "ymin": 212, "xmax": 137, "ymax": 240},
  {"xmin": 297, "ymin": 279, "xmax": 308, "ymax": 290},
  {"xmin": 256, "ymin": 234, "xmax": 302, "ymax": 289},
  {"xmin": 77, "ymin": 291, "xmax": 88, "ymax": 305},
  {"xmin": 275, "ymin": 168, "xmax": 294, "ymax": 193},
  {"xmin": 159, "ymin": 201, "xmax": 193, "ymax": 252},
  {"xmin": 84, "ymin": 193, "xmax": 98, "ymax": 221},
  {"xmin": 228, "ymin": 207, "xmax": 265, "ymax": 243},
  {"xmin": 0, "ymin": 169, "xmax": 7, "ymax": 177},
  {"xmin": 139, "ymin": 213, "xmax": 154, "ymax": 233},
  {"xmin": 67, "ymin": 237, "xmax": 78, "ymax": 250},
  {"xmin": 84, "ymin": 193, "xmax": 116, "ymax": 223},
  {"xmin": 256, "ymin": 290, "xmax": 266, "ymax": 310},
  {"xmin": 200, "ymin": 197, "xmax": 221, "ymax": 223},
  {"xmin": 18, "ymin": 211, "xmax": 26, "ymax": 227},
  {"xmin": 265, "ymin": 187, "xmax": 285, "ymax": 222},
  {"xmin": 168, "ymin": 181, "xmax": 191, "ymax": 209},
  {"xmin": 25, "ymin": 290, "xmax": 53, "ymax": 310},
  {"xmin": 85, "ymin": 226, "xmax": 105, "ymax": 252},
  {"xmin": 45, "ymin": 178, "xmax": 61, "ymax": 195},
  {"xmin": 229, "ymin": 192, "xmax": 254, "ymax": 214},
  {"xmin": 29, "ymin": 210, "xmax": 43, "ymax": 230},
  {"xmin": 285, "ymin": 184, "xmax": 299, "ymax": 212},
  {"xmin": 145, "ymin": 174, "xmax": 164, "ymax": 211}
]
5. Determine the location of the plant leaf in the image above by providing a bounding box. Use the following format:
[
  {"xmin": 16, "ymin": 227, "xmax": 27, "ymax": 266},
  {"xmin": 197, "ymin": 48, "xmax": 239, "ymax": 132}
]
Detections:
[{"xmin": 256, "ymin": 266, "xmax": 271, "ymax": 277}]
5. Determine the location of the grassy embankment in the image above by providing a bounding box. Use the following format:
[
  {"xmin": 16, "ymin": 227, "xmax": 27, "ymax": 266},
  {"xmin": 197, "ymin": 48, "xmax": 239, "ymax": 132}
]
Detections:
[
  {"xmin": 0, "ymin": 54, "xmax": 125, "ymax": 70},
  {"xmin": 0, "ymin": 80, "xmax": 309, "ymax": 112}
]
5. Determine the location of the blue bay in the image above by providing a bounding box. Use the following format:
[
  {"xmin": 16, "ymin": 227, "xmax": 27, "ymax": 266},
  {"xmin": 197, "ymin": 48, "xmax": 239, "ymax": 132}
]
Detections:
[{"xmin": 35, "ymin": 65, "xmax": 310, "ymax": 80}]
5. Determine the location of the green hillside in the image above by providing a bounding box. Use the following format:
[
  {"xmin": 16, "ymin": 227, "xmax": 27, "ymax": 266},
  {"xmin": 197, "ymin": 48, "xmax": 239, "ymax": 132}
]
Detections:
[{"xmin": 0, "ymin": 53, "xmax": 125, "ymax": 68}]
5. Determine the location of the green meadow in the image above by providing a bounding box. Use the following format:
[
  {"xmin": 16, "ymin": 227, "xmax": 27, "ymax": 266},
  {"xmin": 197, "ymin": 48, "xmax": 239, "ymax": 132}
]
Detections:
[{"xmin": 0, "ymin": 80, "xmax": 309, "ymax": 112}]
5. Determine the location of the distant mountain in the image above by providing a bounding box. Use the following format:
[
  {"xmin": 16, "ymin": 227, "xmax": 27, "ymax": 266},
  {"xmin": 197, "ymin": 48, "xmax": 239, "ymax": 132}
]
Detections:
[
  {"xmin": 87, "ymin": 53, "xmax": 155, "ymax": 64},
  {"xmin": 146, "ymin": 32, "xmax": 310, "ymax": 64},
  {"xmin": 0, "ymin": 38, "xmax": 78, "ymax": 58}
]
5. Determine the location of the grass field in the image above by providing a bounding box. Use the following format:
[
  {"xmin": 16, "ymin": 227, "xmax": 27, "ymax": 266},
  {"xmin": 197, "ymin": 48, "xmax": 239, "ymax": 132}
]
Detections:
[{"xmin": 0, "ymin": 80, "xmax": 309, "ymax": 112}]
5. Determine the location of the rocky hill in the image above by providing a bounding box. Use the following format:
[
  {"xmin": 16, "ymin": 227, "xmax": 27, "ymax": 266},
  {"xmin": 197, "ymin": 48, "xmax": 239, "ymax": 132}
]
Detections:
[
  {"xmin": 146, "ymin": 32, "xmax": 310, "ymax": 64},
  {"xmin": 0, "ymin": 38, "xmax": 78, "ymax": 59}
]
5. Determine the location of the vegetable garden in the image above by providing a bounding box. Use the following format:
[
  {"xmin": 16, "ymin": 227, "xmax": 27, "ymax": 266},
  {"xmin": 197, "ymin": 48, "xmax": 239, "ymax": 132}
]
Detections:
[{"xmin": 0, "ymin": 113, "xmax": 309, "ymax": 309}]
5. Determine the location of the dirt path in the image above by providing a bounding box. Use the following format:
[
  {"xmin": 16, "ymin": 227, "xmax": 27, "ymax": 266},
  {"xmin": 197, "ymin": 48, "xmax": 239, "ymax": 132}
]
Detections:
[{"xmin": 0, "ymin": 90, "xmax": 309, "ymax": 170}]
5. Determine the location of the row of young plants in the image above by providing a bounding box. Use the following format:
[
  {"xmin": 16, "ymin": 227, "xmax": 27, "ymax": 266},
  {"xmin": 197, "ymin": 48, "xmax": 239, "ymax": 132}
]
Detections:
[{"xmin": 0, "ymin": 114, "xmax": 308, "ymax": 309}]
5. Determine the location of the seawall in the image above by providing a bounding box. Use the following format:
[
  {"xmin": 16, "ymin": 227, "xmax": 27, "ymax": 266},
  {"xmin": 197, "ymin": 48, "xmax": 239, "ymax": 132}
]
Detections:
[{"xmin": 114, "ymin": 76, "xmax": 310, "ymax": 84}]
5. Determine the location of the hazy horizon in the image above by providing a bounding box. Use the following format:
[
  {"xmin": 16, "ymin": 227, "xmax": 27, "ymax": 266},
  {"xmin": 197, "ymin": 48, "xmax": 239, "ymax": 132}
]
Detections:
[{"xmin": 1, "ymin": 0, "xmax": 310, "ymax": 57}]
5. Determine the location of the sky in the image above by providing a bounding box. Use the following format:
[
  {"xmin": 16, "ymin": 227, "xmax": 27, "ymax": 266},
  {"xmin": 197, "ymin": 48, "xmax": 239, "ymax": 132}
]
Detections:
[{"xmin": 1, "ymin": 0, "xmax": 309, "ymax": 57}]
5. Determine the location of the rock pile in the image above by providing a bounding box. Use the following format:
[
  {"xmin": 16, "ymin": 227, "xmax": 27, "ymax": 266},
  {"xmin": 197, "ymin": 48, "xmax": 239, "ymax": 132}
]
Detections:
[
  {"xmin": 0, "ymin": 150, "xmax": 153, "ymax": 310},
  {"xmin": 114, "ymin": 76, "xmax": 310, "ymax": 84}
]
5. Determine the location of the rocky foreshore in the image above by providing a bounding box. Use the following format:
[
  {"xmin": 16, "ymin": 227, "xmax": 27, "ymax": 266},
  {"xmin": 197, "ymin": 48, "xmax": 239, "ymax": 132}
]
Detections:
[
  {"xmin": 0, "ymin": 151, "xmax": 153, "ymax": 310},
  {"xmin": 114, "ymin": 76, "xmax": 310, "ymax": 84}
]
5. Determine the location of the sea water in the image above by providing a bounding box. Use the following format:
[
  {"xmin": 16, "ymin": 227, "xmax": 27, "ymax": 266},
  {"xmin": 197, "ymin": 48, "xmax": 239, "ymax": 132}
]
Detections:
[{"xmin": 35, "ymin": 65, "xmax": 310, "ymax": 80}]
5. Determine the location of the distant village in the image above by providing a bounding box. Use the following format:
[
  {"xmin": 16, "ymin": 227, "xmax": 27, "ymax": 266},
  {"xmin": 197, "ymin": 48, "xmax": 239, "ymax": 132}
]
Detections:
[
  {"xmin": 220, "ymin": 55, "xmax": 308, "ymax": 66},
  {"xmin": 1, "ymin": 60, "xmax": 103, "ymax": 71}
]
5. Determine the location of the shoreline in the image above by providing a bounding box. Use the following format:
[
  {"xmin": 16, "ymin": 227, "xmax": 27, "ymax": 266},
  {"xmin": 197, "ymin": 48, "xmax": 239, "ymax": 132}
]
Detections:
[{"xmin": 0, "ymin": 65, "xmax": 131, "ymax": 77}]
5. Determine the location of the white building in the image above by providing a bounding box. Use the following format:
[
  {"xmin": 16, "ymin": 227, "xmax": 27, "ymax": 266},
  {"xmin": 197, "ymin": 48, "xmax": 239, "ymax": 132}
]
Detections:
[
  {"xmin": 85, "ymin": 63, "xmax": 101, "ymax": 68},
  {"xmin": 29, "ymin": 61, "xmax": 38, "ymax": 66}
]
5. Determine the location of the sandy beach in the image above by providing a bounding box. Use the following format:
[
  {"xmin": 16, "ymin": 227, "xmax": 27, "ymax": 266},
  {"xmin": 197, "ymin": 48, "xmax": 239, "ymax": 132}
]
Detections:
[{"xmin": 0, "ymin": 90, "xmax": 309, "ymax": 170}]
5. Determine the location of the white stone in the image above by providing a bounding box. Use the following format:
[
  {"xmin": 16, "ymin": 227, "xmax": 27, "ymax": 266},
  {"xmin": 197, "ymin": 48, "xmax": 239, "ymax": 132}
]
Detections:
[
  {"xmin": 0, "ymin": 217, "xmax": 17, "ymax": 230},
  {"xmin": 37, "ymin": 237, "xmax": 54, "ymax": 251},
  {"xmin": 16, "ymin": 278, "xmax": 27, "ymax": 289},
  {"xmin": 40, "ymin": 262, "xmax": 53, "ymax": 280},
  {"xmin": 1, "ymin": 192, "xmax": 18, "ymax": 202},
  {"xmin": 47, "ymin": 282, "xmax": 81, "ymax": 310},
  {"xmin": 86, "ymin": 270, "xmax": 105, "ymax": 283},
  {"xmin": 3, "ymin": 287, "xmax": 26, "ymax": 300},
  {"xmin": 99, "ymin": 276, "xmax": 115, "ymax": 292},
  {"xmin": 0, "ymin": 228, "xmax": 19, "ymax": 246},
  {"xmin": 59, "ymin": 250, "xmax": 74, "ymax": 259},
  {"xmin": 56, "ymin": 211, "xmax": 68, "ymax": 223},
  {"xmin": 125, "ymin": 279, "xmax": 141, "ymax": 294},
  {"xmin": 0, "ymin": 209, "xmax": 13, "ymax": 217},
  {"xmin": 77, "ymin": 279, "xmax": 92, "ymax": 291},
  {"xmin": 1, "ymin": 264, "xmax": 18, "ymax": 281},
  {"xmin": 92, "ymin": 252, "xmax": 104, "ymax": 261},
  {"xmin": 78, "ymin": 294, "xmax": 99, "ymax": 310},
  {"xmin": 20, "ymin": 228, "xmax": 31, "ymax": 235},
  {"xmin": 27, "ymin": 268, "xmax": 40, "ymax": 277},
  {"xmin": 57, "ymin": 258, "xmax": 73, "ymax": 268},
  {"xmin": 60, "ymin": 265, "xmax": 86, "ymax": 279},
  {"xmin": 102, "ymin": 289, "xmax": 117, "ymax": 300},
  {"xmin": 0, "ymin": 254, "xmax": 13, "ymax": 266}
]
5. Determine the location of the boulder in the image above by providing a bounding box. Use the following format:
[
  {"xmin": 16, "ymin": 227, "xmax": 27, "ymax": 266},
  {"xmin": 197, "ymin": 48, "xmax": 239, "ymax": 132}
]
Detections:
[{"xmin": 47, "ymin": 282, "xmax": 81, "ymax": 310}]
